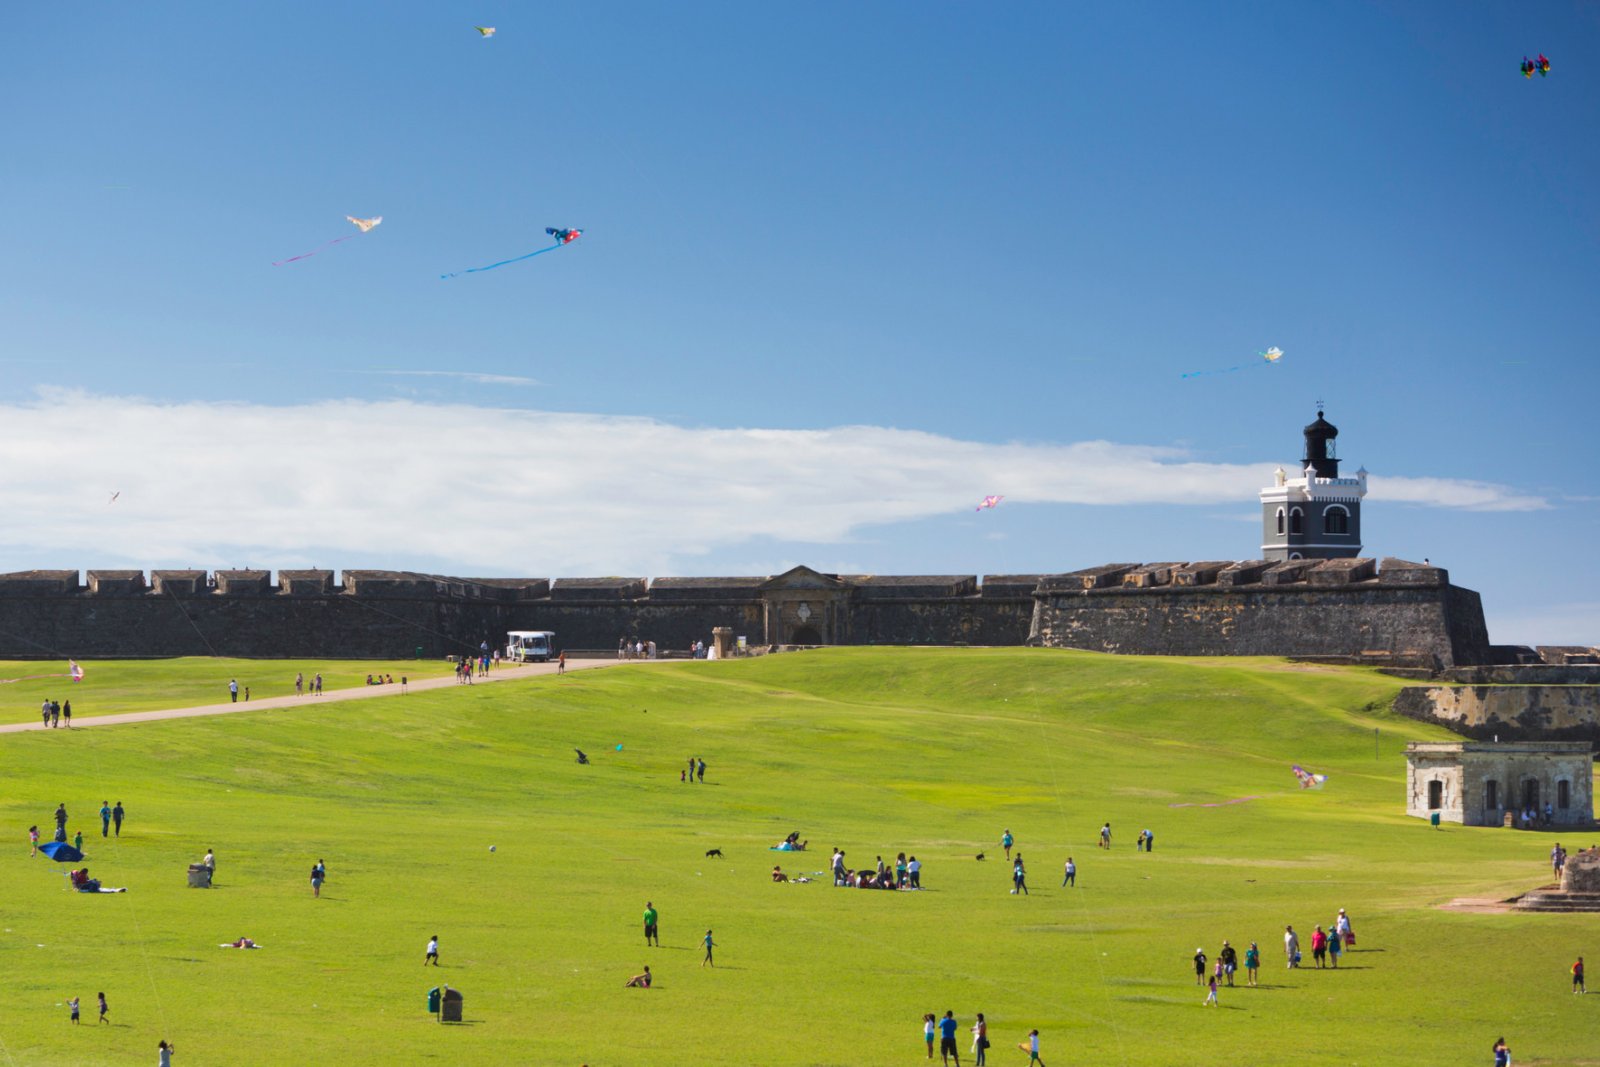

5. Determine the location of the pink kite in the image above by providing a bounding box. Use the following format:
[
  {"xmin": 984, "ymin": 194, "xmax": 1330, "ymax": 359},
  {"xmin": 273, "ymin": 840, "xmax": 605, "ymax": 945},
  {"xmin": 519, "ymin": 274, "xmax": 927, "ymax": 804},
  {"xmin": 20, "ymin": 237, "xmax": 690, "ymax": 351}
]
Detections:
[{"xmin": 975, "ymin": 495, "xmax": 1004, "ymax": 512}]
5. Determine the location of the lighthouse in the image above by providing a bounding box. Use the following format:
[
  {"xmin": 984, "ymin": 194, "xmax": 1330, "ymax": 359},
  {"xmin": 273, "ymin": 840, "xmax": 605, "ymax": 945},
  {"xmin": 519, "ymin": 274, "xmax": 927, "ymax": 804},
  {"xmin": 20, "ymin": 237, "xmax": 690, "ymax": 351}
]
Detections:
[{"xmin": 1259, "ymin": 409, "xmax": 1367, "ymax": 561}]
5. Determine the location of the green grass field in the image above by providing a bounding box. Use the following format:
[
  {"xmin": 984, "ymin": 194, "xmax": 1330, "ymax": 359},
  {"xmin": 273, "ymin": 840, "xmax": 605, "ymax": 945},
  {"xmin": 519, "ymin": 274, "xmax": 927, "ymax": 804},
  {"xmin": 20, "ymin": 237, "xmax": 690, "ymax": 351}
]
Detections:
[
  {"xmin": 0, "ymin": 658, "xmax": 459, "ymax": 726},
  {"xmin": 0, "ymin": 648, "xmax": 1593, "ymax": 1066}
]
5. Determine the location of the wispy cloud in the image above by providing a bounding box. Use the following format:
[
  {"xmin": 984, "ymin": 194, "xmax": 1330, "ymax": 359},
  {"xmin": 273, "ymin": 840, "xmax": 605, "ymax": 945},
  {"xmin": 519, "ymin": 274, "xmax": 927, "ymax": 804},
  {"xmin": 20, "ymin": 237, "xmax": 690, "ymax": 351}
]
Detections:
[
  {"xmin": 0, "ymin": 391, "xmax": 1550, "ymax": 575},
  {"xmin": 366, "ymin": 370, "xmax": 541, "ymax": 387}
]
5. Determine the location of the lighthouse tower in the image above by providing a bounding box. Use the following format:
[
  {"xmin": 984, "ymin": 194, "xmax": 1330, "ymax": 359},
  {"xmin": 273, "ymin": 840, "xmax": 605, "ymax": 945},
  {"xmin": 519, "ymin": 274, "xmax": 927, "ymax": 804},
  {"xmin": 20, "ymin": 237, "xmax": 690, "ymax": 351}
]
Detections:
[{"xmin": 1259, "ymin": 409, "xmax": 1367, "ymax": 560}]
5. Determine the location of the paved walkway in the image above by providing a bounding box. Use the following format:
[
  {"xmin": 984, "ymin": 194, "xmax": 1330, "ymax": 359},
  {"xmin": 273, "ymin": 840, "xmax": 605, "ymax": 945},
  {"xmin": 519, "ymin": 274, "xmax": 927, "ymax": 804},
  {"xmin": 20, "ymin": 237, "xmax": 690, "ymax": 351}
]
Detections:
[{"xmin": 0, "ymin": 658, "xmax": 620, "ymax": 734}]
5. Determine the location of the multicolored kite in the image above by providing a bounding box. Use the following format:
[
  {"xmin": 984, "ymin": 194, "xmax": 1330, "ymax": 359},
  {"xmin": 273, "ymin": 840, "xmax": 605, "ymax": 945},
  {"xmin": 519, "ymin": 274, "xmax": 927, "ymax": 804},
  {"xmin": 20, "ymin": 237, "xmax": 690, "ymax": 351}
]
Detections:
[
  {"xmin": 273, "ymin": 215, "xmax": 382, "ymax": 266},
  {"xmin": 475, "ymin": 26, "xmax": 496, "ymax": 37},
  {"xmin": 1182, "ymin": 346, "xmax": 1284, "ymax": 379},
  {"xmin": 441, "ymin": 227, "xmax": 582, "ymax": 279},
  {"xmin": 1291, "ymin": 764, "xmax": 1328, "ymax": 789},
  {"xmin": 975, "ymin": 495, "xmax": 1004, "ymax": 512},
  {"xmin": 1522, "ymin": 54, "xmax": 1549, "ymax": 78}
]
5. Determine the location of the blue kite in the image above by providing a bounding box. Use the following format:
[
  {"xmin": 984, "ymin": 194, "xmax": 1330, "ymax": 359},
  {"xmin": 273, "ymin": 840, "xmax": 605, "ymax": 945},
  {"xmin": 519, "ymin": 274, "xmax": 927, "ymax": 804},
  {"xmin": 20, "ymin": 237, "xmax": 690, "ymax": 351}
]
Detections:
[{"xmin": 441, "ymin": 227, "xmax": 583, "ymax": 279}]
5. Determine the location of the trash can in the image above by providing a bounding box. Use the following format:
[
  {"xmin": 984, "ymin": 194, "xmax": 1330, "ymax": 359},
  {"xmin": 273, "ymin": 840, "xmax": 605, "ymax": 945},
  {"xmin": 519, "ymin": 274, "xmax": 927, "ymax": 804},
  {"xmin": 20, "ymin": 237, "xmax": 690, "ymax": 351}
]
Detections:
[
  {"xmin": 187, "ymin": 864, "xmax": 212, "ymax": 889},
  {"xmin": 440, "ymin": 987, "xmax": 463, "ymax": 1022},
  {"xmin": 427, "ymin": 987, "xmax": 441, "ymax": 1014},
  {"xmin": 1430, "ymin": 812, "xmax": 1441, "ymax": 828}
]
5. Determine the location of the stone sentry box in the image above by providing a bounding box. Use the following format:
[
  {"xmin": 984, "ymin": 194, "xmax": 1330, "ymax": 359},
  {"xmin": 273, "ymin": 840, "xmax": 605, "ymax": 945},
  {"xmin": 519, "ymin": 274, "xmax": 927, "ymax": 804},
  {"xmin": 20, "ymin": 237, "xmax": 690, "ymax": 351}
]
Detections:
[{"xmin": 1405, "ymin": 741, "xmax": 1594, "ymax": 826}]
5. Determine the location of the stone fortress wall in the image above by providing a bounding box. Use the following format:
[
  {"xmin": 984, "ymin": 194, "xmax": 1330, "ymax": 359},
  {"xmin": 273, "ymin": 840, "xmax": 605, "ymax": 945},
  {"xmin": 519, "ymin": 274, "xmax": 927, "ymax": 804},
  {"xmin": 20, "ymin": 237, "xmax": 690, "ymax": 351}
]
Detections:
[{"xmin": 0, "ymin": 557, "xmax": 1489, "ymax": 666}]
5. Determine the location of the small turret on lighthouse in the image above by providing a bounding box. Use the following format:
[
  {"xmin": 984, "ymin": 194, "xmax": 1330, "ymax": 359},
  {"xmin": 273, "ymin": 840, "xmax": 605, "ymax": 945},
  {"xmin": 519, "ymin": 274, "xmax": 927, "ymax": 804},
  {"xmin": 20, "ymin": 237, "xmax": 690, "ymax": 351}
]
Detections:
[{"xmin": 1259, "ymin": 409, "xmax": 1366, "ymax": 560}]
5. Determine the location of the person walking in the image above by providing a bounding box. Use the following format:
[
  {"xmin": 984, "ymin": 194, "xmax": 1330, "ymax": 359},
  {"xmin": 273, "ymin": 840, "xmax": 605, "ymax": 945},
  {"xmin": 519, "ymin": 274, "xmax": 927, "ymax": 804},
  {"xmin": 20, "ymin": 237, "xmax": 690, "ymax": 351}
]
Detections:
[
  {"xmin": 1574, "ymin": 956, "xmax": 1586, "ymax": 994},
  {"xmin": 1328, "ymin": 925, "xmax": 1342, "ymax": 968},
  {"xmin": 696, "ymin": 758, "xmax": 706, "ymax": 783},
  {"xmin": 1284, "ymin": 925, "xmax": 1300, "ymax": 968},
  {"xmin": 1001, "ymin": 829, "xmax": 1014, "ymax": 861},
  {"xmin": 314, "ymin": 673, "xmax": 322, "ymax": 695},
  {"xmin": 425, "ymin": 935, "xmax": 439, "ymax": 966},
  {"xmin": 923, "ymin": 1013, "xmax": 936, "ymax": 1059},
  {"xmin": 1220, "ymin": 941, "xmax": 1237, "ymax": 986},
  {"xmin": 50, "ymin": 700, "xmax": 60, "ymax": 727},
  {"xmin": 1011, "ymin": 854, "xmax": 1028, "ymax": 895},
  {"xmin": 1020, "ymin": 1029, "xmax": 1044, "ymax": 1066},
  {"xmin": 112, "ymin": 801, "xmax": 124, "ymax": 837},
  {"xmin": 1245, "ymin": 941, "xmax": 1260, "ymax": 986},
  {"xmin": 1336, "ymin": 908, "xmax": 1354, "ymax": 947},
  {"xmin": 62, "ymin": 700, "xmax": 71, "ymax": 727},
  {"xmin": 1311, "ymin": 925, "xmax": 1328, "ymax": 968},
  {"xmin": 937, "ymin": 1011, "xmax": 960, "ymax": 1067},
  {"xmin": 295, "ymin": 672, "xmax": 304, "ymax": 696},
  {"xmin": 971, "ymin": 1012, "xmax": 987, "ymax": 1066},
  {"xmin": 832, "ymin": 848, "xmax": 846, "ymax": 886},
  {"xmin": 29, "ymin": 826, "xmax": 40, "ymax": 856},
  {"xmin": 100, "ymin": 802, "xmax": 112, "ymax": 837},
  {"xmin": 310, "ymin": 860, "xmax": 325, "ymax": 898},
  {"xmin": 643, "ymin": 902, "xmax": 659, "ymax": 946},
  {"xmin": 158, "ymin": 1039, "xmax": 175, "ymax": 1067},
  {"xmin": 557, "ymin": 650, "xmax": 566, "ymax": 675},
  {"xmin": 1204, "ymin": 973, "xmax": 1219, "ymax": 1006},
  {"xmin": 41, "ymin": 700, "xmax": 50, "ymax": 728},
  {"xmin": 1193, "ymin": 947, "xmax": 1208, "ymax": 985},
  {"xmin": 97, "ymin": 992, "xmax": 108, "ymax": 1024},
  {"xmin": 701, "ymin": 929, "xmax": 714, "ymax": 967},
  {"xmin": 1099, "ymin": 823, "xmax": 1111, "ymax": 849},
  {"xmin": 202, "ymin": 849, "xmax": 215, "ymax": 883},
  {"xmin": 229, "ymin": 679, "xmax": 238, "ymax": 703}
]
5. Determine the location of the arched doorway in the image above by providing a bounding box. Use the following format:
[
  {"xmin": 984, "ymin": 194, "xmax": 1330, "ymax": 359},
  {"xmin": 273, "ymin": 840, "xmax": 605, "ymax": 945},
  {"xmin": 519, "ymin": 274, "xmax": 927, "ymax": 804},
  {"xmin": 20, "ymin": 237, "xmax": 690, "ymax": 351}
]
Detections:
[{"xmin": 790, "ymin": 625, "xmax": 822, "ymax": 645}]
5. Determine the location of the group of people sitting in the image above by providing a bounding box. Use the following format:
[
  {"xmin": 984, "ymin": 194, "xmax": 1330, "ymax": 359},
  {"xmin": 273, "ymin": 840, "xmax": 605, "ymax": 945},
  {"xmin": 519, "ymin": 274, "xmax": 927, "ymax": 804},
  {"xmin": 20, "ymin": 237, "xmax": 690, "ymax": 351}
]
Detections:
[
  {"xmin": 830, "ymin": 849, "xmax": 922, "ymax": 890},
  {"xmin": 69, "ymin": 868, "xmax": 102, "ymax": 892},
  {"xmin": 771, "ymin": 832, "xmax": 807, "ymax": 851},
  {"xmin": 364, "ymin": 674, "xmax": 400, "ymax": 686}
]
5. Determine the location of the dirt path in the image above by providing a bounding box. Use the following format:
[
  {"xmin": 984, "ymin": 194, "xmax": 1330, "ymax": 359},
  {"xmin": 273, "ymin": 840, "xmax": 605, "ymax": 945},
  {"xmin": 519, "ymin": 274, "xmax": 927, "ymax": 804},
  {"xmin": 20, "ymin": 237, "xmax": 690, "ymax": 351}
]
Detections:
[{"xmin": 0, "ymin": 658, "xmax": 621, "ymax": 734}]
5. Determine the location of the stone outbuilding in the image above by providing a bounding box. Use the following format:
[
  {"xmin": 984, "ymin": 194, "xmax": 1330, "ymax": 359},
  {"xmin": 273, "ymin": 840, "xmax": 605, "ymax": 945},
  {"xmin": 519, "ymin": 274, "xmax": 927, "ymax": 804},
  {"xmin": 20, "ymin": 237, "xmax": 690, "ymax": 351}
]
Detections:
[{"xmin": 1405, "ymin": 741, "xmax": 1594, "ymax": 826}]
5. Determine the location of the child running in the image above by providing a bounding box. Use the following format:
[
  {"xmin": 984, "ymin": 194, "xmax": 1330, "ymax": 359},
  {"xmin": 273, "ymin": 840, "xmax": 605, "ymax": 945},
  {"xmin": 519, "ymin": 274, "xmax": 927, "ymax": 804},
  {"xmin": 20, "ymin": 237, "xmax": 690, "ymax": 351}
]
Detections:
[
  {"xmin": 97, "ymin": 992, "xmax": 108, "ymax": 1024},
  {"xmin": 1019, "ymin": 1029, "xmax": 1045, "ymax": 1066},
  {"xmin": 1204, "ymin": 974, "xmax": 1219, "ymax": 1006}
]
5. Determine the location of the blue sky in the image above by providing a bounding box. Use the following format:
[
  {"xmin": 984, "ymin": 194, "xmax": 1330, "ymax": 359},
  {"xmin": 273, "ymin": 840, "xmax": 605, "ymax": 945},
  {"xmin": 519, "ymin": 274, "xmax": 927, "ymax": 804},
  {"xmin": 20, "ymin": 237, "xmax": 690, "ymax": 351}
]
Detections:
[{"xmin": 2, "ymin": 3, "xmax": 1596, "ymax": 643}]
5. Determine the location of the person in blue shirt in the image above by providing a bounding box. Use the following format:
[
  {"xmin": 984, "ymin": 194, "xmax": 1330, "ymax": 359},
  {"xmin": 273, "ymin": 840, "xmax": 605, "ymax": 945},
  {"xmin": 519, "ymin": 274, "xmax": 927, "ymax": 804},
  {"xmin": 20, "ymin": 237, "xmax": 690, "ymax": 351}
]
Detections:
[
  {"xmin": 938, "ymin": 1011, "xmax": 961, "ymax": 1066},
  {"xmin": 1001, "ymin": 830, "xmax": 1014, "ymax": 861}
]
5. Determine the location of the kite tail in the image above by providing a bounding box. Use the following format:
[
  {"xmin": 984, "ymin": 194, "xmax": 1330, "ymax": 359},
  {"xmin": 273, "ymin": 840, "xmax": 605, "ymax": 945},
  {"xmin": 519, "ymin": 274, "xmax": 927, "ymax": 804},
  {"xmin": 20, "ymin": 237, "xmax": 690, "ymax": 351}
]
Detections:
[
  {"xmin": 272, "ymin": 233, "xmax": 359, "ymax": 267},
  {"xmin": 440, "ymin": 241, "xmax": 563, "ymax": 280}
]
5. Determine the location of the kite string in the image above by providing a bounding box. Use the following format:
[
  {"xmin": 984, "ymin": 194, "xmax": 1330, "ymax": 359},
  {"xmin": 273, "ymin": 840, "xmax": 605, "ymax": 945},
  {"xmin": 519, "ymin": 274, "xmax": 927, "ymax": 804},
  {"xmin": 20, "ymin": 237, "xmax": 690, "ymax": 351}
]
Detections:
[
  {"xmin": 440, "ymin": 241, "xmax": 561, "ymax": 279},
  {"xmin": 272, "ymin": 233, "xmax": 358, "ymax": 267},
  {"xmin": 163, "ymin": 587, "xmax": 221, "ymax": 657}
]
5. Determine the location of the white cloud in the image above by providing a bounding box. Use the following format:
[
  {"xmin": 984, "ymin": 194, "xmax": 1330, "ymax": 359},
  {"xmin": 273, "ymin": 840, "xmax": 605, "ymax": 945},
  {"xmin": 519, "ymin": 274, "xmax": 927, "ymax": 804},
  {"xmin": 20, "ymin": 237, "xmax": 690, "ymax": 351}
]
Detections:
[
  {"xmin": 0, "ymin": 391, "xmax": 1550, "ymax": 576},
  {"xmin": 369, "ymin": 370, "xmax": 541, "ymax": 386}
]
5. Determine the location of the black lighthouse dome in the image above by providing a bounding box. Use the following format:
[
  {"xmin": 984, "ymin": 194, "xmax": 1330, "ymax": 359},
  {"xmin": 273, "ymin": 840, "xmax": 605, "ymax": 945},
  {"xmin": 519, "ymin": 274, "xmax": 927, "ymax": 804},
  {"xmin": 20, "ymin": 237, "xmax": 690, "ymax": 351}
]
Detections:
[{"xmin": 1302, "ymin": 410, "xmax": 1339, "ymax": 478}]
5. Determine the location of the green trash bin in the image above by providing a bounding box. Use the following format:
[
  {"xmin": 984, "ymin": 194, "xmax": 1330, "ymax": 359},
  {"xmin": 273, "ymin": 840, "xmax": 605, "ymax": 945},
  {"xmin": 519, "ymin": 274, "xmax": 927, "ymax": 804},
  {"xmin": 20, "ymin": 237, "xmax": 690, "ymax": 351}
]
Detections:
[
  {"xmin": 1430, "ymin": 812, "xmax": 1441, "ymax": 828},
  {"xmin": 427, "ymin": 987, "xmax": 441, "ymax": 1014}
]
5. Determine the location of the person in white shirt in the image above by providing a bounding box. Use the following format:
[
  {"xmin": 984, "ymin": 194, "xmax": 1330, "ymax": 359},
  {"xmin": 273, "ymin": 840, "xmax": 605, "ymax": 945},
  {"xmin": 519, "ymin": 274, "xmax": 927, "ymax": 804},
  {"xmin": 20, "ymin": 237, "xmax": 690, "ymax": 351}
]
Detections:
[
  {"xmin": 425, "ymin": 936, "xmax": 439, "ymax": 966},
  {"xmin": 908, "ymin": 855, "xmax": 922, "ymax": 888}
]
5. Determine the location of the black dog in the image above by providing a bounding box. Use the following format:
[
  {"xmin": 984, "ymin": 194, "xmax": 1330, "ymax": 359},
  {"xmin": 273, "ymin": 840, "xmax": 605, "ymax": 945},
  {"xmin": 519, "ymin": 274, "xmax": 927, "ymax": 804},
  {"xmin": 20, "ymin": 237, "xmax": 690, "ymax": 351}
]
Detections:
[
  {"xmin": 705, "ymin": 848, "xmax": 723, "ymax": 858},
  {"xmin": 975, "ymin": 852, "xmax": 985, "ymax": 861}
]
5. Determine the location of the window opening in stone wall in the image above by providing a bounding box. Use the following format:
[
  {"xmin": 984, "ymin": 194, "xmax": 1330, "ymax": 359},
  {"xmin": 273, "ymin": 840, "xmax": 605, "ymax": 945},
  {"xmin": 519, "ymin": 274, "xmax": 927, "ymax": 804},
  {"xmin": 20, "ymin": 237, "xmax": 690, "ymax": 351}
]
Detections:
[
  {"xmin": 1276, "ymin": 509, "xmax": 1285, "ymax": 535},
  {"xmin": 1522, "ymin": 779, "xmax": 1539, "ymax": 810},
  {"xmin": 1558, "ymin": 779, "xmax": 1570, "ymax": 809},
  {"xmin": 1428, "ymin": 780, "xmax": 1443, "ymax": 810},
  {"xmin": 1324, "ymin": 506, "xmax": 1349, "ymax": 535},
  {"xmin": 1290, "ymin": 508, "xmax": 1303, "ymax": 535},
  {"xmin": 1485, "ymin": 780, "xmax": 1498, "ymax": 810},
  {"xmin": 790, "ymin": 625, "xmax": 822, "ymax": 645}
]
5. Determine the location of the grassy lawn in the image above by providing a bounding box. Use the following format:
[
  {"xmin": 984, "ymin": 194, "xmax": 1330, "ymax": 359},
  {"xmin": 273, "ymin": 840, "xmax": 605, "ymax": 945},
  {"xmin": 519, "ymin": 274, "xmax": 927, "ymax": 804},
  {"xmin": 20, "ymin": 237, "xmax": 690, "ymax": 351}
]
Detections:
[
  {"xmin": 0, "ymin": 647, "xmax": 1593, "ymax": 1066},
  {"xmin": 0, "ymin": 658, "xmax": 460, "ymax": 725}
]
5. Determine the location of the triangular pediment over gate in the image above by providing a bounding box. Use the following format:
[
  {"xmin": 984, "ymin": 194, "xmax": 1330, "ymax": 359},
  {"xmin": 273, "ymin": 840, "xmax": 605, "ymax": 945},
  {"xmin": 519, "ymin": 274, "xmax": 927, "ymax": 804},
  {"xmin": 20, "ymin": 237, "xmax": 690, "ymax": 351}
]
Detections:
[{"xmin": 760, "ymin": 566, "xmax": 850, "ymax": 592}]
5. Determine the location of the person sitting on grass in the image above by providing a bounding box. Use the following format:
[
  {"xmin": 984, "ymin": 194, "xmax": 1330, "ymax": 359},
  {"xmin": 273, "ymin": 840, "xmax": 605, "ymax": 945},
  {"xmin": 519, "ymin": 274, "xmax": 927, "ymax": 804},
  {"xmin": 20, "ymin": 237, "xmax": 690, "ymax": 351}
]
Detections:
[
  {"xmin": 772, "ymin": 866, "xmax": 788, "ymax": 883},
  {"xmin": 624, "ymin": 966, "xmax": 652, "ymax": 988}
]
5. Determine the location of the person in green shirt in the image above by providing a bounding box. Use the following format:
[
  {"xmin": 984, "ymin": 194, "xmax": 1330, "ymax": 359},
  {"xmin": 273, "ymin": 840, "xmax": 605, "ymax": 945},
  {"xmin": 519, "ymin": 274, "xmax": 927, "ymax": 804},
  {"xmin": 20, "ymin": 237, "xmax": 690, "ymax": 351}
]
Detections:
[{"xmin": 643, "ymin": 902, "xmax": 659, "ymax": 946}]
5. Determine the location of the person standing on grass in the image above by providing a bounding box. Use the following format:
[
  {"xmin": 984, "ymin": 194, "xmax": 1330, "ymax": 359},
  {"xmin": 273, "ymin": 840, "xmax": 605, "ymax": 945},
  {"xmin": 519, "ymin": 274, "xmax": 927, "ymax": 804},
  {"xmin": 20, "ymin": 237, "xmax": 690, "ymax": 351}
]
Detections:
[
  {"xmin": 643, "ymin": 902, "xmax": 659, "ymax": 946},
  {"xmin": 1204, "ymin": 973, "xmax": 1219, "ymax": 1006},
  {"xmin": 1099, "ymin": 823, "xmax": 1111, "ymax": 849},
  {"xmin": 73, "ymin": 830, "xmax": 83, "ymax": 853},
  {"xmin": 971, "ymin": 1012, "xmax": 987, "ymax": 1066},
  {"xmin": 1020, "ymin": 1029, "xmax": 1044, "ymax": 1066},
  {"xmin": 62, "ymin": 700, "xmax": 71, "ymax": 727},
  {"xmin": 697, "ymin": 758, "xmax": 706, "ymax": 783},
  {"xmin": 1328, "ymin": 925, "xmax": 1342, "ymax": 967},
  {"xmin": 937, "ymin": 1011, "xmax": 960, "ymax": 1067},
  {"xmin": 1284, "ymin": 925, "xmax": 1300, "ymax": 968},
  {"xmin": 112, "ymin": 802, "xmax": 124, "ymax": 837},
  {"xmin": 311, "ymin": 860, "xmax": 325, "ymax": 898},
  {"xmin": 1193, "ymin": 947, "xmax": 1208, "ymax": 985},
  {"xmin": 314, "ymin": 673, "xmax": 322, "ymax": 695},
  {"xmin": 100, "ymin": 802, "xmax": 111, "ymax": 837},
  {"xmin": 1493, "ymin": 1037, "xmax": 1511, "ymax": 1067},
  {"xmin": 908, "ymin": 854, "xmax": 921, "ymax": 889},
  {"xmin": 1245, "ymin": 941, "xmax": 1260, "ymax": 986},
  {"xmin": 1220, "ymin": 941, "xmax": 1237, "ymax": 985},
  {"xmin": 923, "ymin": 1013, "xmax": 936, "ymax": 1059},
  {"xmin": 425, "ymin": 935, "xmax": 439, "ymax": 966},
  {"xmin": 295, "ymin": 672, "xmax": 304, "ymax": 696},
  {"xmin": 1001, "ymin": 829, "xmax": 1014, "ymax": 861},
  {"xmin": 1062, "ymin": 856, "xmax": 1075, "ymax": 887},
  {"xmin": 1011, "ymin": 854, "xmax": 1027, "ymax": 895},
  {"xmin": 68, "ymin": 996, "xmax": 79, "ymax": 1024},
  {"xmin": 55, "ymin": 803, "xmax": 68, "ymax": 834},
  {"xmin": 97, "ymin": 992, "xmax": 108, "ymax": 1024},
  {"xmin": 1311, "ymin": 925, "xmax": 1328, "ymax": 968},
  {"xmin": 1336, "ymin": 908, "xmax": 1354, "ymax": 947},
  {"xmin": 29, "ymin": 826, "xmax": 40, "ymax": 856},
  {"xmin": 557, "ymin": 650, "xmax": 566, "ymax": 675},
  {"xmin": 158, "ymin": 1039, "xmax": 175, "ymax": 1066},
  {"xmin": 1574, "ymin": 956, "xmax": 1586, "ymax": 994},
  {"xmin": 701, "ymin": 929, "xmax": 714, "ymax": 967},
  {"xmin": 229, "ymin": 679, "xmax": 238, "ymax": 703}
]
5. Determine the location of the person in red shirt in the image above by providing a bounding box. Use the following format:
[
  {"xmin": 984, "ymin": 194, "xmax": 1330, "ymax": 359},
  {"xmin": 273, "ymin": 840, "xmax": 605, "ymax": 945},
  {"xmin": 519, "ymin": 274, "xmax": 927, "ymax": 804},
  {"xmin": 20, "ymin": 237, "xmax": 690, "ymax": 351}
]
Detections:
[
  {"xmin": 1311, "ymin": 925, "xmax": 1329, "ymax": 968},
  {"xmin": 1574, "ymin": 956, "xmax": 1586, "ymax": 994}
]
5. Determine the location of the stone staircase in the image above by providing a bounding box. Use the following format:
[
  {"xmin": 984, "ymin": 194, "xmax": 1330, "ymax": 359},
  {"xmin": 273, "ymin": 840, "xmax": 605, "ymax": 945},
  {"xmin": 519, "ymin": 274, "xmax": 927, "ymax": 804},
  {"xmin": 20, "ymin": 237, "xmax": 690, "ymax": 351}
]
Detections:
[{"xmin": 1514, "ymin": 886, "xmax": 1600, "ymax": 913}]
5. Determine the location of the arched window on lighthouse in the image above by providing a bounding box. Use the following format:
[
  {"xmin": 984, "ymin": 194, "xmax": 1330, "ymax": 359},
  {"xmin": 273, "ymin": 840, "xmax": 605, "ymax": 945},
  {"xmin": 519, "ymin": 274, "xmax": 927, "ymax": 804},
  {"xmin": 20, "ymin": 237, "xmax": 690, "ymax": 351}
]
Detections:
[
  {"xmin": 1289, "ymin": 507, "xmax": 1303, "ymax": 535},
  {"xmin": 1324, "ymin": 505, "xmax": 1350, "ymax": 535},
  {"xmin": 1276, "ymin": 508, "xmax": 1285, "ymax": 535}
]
